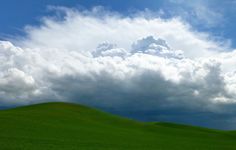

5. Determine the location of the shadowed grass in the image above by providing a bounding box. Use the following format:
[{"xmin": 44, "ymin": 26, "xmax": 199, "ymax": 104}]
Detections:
[{"xmin": 0, "ymin": 102, "xmax": 235, "ymax": 150}]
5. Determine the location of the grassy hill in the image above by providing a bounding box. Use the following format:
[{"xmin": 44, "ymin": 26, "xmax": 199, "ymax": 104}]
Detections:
[{"xmin": 0, "ymin": 102, "xmax": 236, "ymax": 150}]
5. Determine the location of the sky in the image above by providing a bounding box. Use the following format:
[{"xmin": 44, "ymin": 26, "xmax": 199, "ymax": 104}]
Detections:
[{"xmin": 1, "ymin": 0, "xmax": 236, "ymax": 129}]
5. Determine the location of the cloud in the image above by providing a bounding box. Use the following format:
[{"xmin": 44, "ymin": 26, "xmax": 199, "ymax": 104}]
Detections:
[
  {"xmin": 165, "ymin": 0, "xmax": 225, "ymax": 28},
  {"xmin": 131, "ymin": 36, "xmax": 184, "ymax": 59},
  {"xmin": 1, "ymin": 7, "xmax": 236, "ymax": 129},
  {"xmin": 16, "ymin": 6, "xmax": 228, "ymax": 58}
]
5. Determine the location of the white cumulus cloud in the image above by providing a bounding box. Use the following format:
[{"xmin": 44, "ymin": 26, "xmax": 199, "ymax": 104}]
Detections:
[{"xmin": 1, "ymin": 7, "xmax": 236, "ymax": 129}]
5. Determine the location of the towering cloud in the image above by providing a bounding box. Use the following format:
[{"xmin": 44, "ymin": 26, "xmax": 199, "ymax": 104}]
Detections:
[{"xmin": 1, "ymin": 7, "xmax": 236, "ymax": 129}]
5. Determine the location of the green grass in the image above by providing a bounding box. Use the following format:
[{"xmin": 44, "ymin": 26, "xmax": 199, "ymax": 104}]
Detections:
[{"xmin": 0, "ymin": 102, "xmax": 236, "ymax": 150}]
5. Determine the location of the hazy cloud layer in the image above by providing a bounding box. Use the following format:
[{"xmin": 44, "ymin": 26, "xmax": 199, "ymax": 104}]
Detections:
[
  {"xmin": 1, "ymin": 7, "xmax": 236, "ymax": 129},
  {"xmin": 165, "ymin": 0, "xmax": 225, "ymax": 28}
]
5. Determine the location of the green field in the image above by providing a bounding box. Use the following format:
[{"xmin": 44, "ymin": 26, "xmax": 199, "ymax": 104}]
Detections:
[{"xmin": 0, "ymin": 102, "xmax": 236, "ymax": 150}]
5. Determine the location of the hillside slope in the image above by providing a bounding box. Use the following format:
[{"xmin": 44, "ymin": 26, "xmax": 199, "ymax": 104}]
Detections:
[{"xmin": 0, "ymin": 102, "xmax": 235, "ymax": 150}]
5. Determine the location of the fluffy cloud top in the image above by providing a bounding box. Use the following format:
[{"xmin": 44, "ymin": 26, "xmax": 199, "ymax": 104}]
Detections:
[
  {"xmin": 1, "ymin": 7, "xmax": 236, "ymax": 129},
  {"xmin": 19, "ymin": 7, "xmax": 228, "ymax": 58}
]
